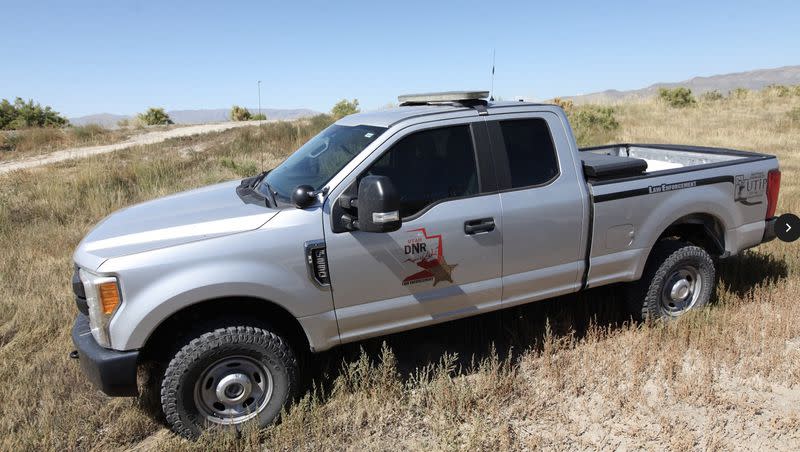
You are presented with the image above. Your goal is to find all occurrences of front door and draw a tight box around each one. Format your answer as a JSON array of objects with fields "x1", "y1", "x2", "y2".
[{"x1": 322, "y1": 121, "x2": 503, "y2": 344}]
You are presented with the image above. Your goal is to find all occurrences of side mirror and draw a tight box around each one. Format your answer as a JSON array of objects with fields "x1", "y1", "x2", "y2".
[
  {"x1": 292, "y1": 185, "x2": 317, "y2": 209},
  {"x1": 357, "y1": 175, "x2": 401, "y2": 232}
]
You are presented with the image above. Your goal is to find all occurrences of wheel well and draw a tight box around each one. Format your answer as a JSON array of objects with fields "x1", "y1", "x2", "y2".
[
  {"x1": 139, "y1": 297, "x2": 310, "y2": 362},
  {"x1": 656, "y1": 213, "x2": 725, "y2": 256}
]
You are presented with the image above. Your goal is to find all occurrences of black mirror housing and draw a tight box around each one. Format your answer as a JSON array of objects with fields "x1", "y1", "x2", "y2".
[
  {"x1": 357, "y1": 175, "x2": 401, "y2": 232},
  {"x1": 292, "y1": 185, "x2": 316, "y2": 209}
]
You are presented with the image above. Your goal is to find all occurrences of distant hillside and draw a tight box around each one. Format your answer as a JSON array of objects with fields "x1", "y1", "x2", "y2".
[
  {"x1": 70, "y1": 107, "x2": 318, "y2": 127},
  {"x1": 167, "y1": 108, "x2": 318, "y2": 124},
  {"x1": 567, "y1": 65, "x2": 800, "y2": 104},
  {"x1": 69, "y1": 113, "x2": 129, "y2": 127}
]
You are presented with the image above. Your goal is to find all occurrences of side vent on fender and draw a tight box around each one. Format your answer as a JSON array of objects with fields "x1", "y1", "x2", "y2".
[{"x1": 304, "y1": 240, "x2": 330, "y2": 287}]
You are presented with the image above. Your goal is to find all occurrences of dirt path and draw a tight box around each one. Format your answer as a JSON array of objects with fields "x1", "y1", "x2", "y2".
[{"x1": 0, "y1": 121, "x2": 268, "y2": 174}]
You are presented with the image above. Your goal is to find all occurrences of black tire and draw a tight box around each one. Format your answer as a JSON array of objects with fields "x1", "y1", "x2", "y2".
[
  {"x1": 160, "y1": 325, "x2": 298, "y2": 439},
  {"x1": 627, "y1": 240, "x2": 716, "y2": 321}
]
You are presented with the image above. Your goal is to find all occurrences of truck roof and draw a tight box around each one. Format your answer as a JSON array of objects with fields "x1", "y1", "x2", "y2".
[{"x1": 335, "y1": 101, "x2": 559, "y2": 128}]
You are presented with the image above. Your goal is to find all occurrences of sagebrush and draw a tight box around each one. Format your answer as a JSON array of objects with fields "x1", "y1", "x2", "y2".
[
  {"x1": 658, "y1": 87, "x2": 696, "y2": 108},
  {"x1": 230, "y1": 105, "x2": 252, "y2": 122},
  {"x1": 137, "y1": 107, "x2": 173, "y2": 126}
]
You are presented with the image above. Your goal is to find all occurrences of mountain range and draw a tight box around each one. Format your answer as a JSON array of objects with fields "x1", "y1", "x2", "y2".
[
  {"x1": 565, "y1": 65, "x2": 800, "y2": 103},
  {"x1": 69, "y1": 65, "x2": 800, "y2": 126}
]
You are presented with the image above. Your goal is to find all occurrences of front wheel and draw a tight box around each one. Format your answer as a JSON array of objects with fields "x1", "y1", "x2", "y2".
[
  {"x1": 627, "y1": 240, "x2": 716, "y2": 320},
  {"x1": 160, "y1": 325, "x2": 298, "y2": 439}
]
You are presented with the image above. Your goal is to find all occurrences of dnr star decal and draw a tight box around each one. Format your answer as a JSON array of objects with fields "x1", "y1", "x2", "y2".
[{"x1": 402, "y1": 228, "x2": 457, "y2": 287}]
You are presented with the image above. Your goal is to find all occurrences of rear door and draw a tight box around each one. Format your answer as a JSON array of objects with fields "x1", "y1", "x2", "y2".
[
  {"x1": 487, "y1": 112, "x2": 588, "y2": 306},
  {"x1": 322, "y1": 118, "x2": 503, "y2": 344}
]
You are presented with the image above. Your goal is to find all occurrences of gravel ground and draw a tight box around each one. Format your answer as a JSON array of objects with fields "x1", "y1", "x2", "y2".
[{"x1": 0, "y1": 121, "x2": 269, "y2": 174}]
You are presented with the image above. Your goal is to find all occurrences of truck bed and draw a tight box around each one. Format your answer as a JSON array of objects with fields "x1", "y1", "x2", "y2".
[
  {"x1": 579, "y1": 142, "x2": 777, "y2": 291},
  {"x1": 580, "y1": 143, "x2": 766, "y2": 182}
]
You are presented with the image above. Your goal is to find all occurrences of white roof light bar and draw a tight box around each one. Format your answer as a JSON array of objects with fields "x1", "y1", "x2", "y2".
[{"x1": 398, "y1": 91, "x2": 490, "y2": 104}]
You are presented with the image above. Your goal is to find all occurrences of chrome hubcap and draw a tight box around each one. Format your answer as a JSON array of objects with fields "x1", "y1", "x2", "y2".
[
  {"x1": 216, "y1": 373, "x2": 252, "y2": 404},
  {"x1": 194, "y1": 356, "x2": 273, "y2": 424},
  {"x1": 661, "y1": 265, "x2": 702, "y2": 315},
  {"x1": 670, "y1": 279, "x2": 691, "y2": 301}
]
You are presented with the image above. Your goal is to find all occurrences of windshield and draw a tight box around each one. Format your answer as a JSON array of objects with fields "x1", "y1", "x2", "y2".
[{"x1": 258, "y1": 124, "x2": 386, "y2": 203}]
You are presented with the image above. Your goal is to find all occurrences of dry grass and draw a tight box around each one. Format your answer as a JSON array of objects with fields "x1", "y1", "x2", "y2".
[
  {"x1": 0, "y1": 125, "x2": 137, "y2": 161},
  {"x1": 1, "y1": 94, "x2": 799, "y2": 450}
]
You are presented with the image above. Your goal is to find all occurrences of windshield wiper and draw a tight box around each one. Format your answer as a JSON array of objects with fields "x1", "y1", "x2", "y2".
[
  {"x1": 261, "y1": 180, "x2": 278, "y2": 208},
  {"x1": 236, "y1": 171, "x2": 277, "y2": 207}
]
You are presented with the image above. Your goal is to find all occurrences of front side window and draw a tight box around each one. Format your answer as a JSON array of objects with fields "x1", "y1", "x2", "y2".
[
  {"x1": 366, "y1": 125, "x2": 479, "y2": 218},
  {"x1": 499, "y1": 118, "x2": 559, "y2": 188},
  {"x1": 259, "y1": 124, "x2": 386, "y2": 202}
]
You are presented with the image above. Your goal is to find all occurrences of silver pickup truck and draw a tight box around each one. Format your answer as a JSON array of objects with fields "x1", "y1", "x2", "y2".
[{"x1": 70, "y1": 91, "x2": 781, "y2": 437}]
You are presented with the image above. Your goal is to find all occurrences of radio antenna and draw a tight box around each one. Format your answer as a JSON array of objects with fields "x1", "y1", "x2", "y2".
[{"x1": 489, "y1": 49, "x2": 496, "y2": 101}]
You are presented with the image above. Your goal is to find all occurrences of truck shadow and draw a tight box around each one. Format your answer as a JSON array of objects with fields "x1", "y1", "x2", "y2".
[
  {"x1": 308, "y1": 285, "x2": 629, "y2": 387},
  {"x1": 715, "y1": 250, "x2": 789, "y2": 298},
  {"x1": 308, "y1": 250, "x2": 789, "y2": 389}
]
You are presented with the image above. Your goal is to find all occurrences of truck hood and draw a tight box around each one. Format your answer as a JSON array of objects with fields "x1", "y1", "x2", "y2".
[{"x1": 74, "y1": 180, "x2": 279, "y2": 270}]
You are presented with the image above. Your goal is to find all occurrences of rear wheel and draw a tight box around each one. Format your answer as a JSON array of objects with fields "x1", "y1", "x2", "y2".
[
  {"x1": 160, "y1": 325, "x2": 297, "y2": 439},
  {"x1": 627, "y1": 240, "x2": 716, "y2": 320}
]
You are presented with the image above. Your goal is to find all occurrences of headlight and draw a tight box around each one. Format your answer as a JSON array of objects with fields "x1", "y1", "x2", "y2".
[{"x1": 78, "y1": 269, "x2": 122, "y2": 348}]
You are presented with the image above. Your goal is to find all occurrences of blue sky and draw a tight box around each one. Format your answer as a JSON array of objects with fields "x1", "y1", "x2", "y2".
[{"x1": 3, "y1": 0, "x2": 799, "y2": 117}]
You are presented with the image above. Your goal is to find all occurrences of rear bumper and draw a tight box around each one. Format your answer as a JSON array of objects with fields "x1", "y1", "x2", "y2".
[
  {"x1": 71, "y1": 314, "x2": 139, "y2": 396},
  {"x1": 762, "y1": 216, "x2": 777, "y2": 243}
]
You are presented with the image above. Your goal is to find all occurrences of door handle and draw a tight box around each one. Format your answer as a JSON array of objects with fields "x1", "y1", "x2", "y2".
[{"x1": 464, "y1": 217, "x2": 495, "y2": 235}]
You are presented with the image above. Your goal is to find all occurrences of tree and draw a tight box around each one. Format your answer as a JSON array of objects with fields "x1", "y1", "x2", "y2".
[
  {"x1": 0, "y1": 99, "x2": 14, "y2": 130},
  {"x1": 331, "y1": 98, "x2": 360, "y2": 119},
  {"x1": 0, "y1": 97, "x2": 68, "y2": 129},
  {"x1": 251, "y1": 113, "x2": 267, "y2": 121},
  {"x1": 137, "y1": 107, "x2": 173, "y2": 126},
  {"x1": 230, "y1": 105, "x2": 252, "y2": 121}
]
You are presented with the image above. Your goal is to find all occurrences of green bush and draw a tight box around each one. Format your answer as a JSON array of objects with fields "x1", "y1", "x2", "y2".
[
  {"x1": 69, "y1": 124, "x2": 108, "y2": 141},
  {"x1": 0, "y1": 97, "x2": 68, "y2": 130},
  {"x1": 658, "y1": 87, "x2": 696, "y2": 108},
  {"x1": 230, "y1": 105, "x2": 252, "y2": 122},
  {"x1": 309, "y1": 114, "x2": 334, "y2": 132},
  {"x1": 700, "y1": 90, "x2": 724, "y2": 102},
  {"x1": 550, "y1": 97, "x2": 574, "y2": 113},
  {"x1": 331, "y1": 99, "x2": 360, "y2": 119},
  {"x1": 251, "y1": 113, "x2": 267, "y2": 121},
  {"x1": 765, "y1": 84, "x2": 790, "y2": 97},
  {"x1": 137, "y1": 107, "x2": 173, "y2": 126},
  {"x1": 569, "y1": 105, "x2": 620, "y2": 147},
  {"x1": 0, "y1": 101, "x2": 14, "y2": 130},
  {"x1": 729, "y1": 87, "x2": 749, "y2": 99},
  {"x1": 0, "y1": 132, "x2": 13, "y2": 152}
]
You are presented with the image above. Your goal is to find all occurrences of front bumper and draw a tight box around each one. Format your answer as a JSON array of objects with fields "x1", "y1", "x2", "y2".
[
  {"x1": 762, "y1": 216, "x2": 777, "y2": 243},
  {"x1": 71, "y1": 314, "x2": 139, "y2": 396}
]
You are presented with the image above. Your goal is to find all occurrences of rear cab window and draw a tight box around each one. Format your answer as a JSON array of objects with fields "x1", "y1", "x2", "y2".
[{"x1": 495, "y1": 118, "x2": 560, "y2": 189}]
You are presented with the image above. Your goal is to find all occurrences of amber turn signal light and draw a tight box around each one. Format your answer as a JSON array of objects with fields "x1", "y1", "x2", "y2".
[{"x1": 97, "y1": 281, "x2": 121, "y2": 315}]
